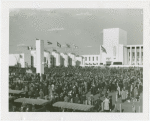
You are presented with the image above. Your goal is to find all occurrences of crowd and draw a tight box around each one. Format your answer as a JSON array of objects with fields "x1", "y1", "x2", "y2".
[{"x1": 9, "y1": 66, "x2": 143, "y2": 112}]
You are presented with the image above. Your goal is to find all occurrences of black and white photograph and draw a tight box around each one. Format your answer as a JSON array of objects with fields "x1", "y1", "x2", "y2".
[
  {"x1": 9, "y1": 8, "x2": 143, "y2": 113},
  {"x1": 1, "y1": 1, "x2": 150, "y2": 121}
]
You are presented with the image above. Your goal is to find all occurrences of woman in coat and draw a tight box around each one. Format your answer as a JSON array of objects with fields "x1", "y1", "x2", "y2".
[
  {"x1": 121, "y1": 89, "x2": 126, "y2": 103},
  {"x1": 134, "y1": 86, "x2": 138, "y2": 101}
]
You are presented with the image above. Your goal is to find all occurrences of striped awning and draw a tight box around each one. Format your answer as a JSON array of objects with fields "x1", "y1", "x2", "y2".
[
  {"x1": 9, "y1": 90, "x2": 25, "y2": 94},
  {"x1": 53, "y1": 102, "x2": 94, "y2": 111},
  {"x1": 14, "y1": 98, "x2": 49, "y2": 105}
]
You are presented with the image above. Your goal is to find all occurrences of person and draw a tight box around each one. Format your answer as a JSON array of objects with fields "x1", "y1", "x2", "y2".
[
  {"x1": 109, "y1": 96, "x2": 112, "y2": 111},
  {"x1": 28, "y1": 90, "x2": 32, "y2": 98},
  {"x1": 35, "y1": 89, "x2": 39, "y2": 98},
  {"x1": 81, "y1": 92, "x2": 86, "y2": 104},
  {"x1": 64, "y1": 95, "x2": 69, "y2": 102},
  {"x1": 97, "y1": 96, "x2": 102, "y2": 111},
  {"x1": 24, "y1": 85, "x2": 28, "y2": 98},
  {"x1": 121, "y1": 88, "x2": 126, "y2": 103},
  {"x1": 87, "y1": 95, "x2": 91, "y2": 105},
  {"x1": 9, "y1": 66, "x2": 143, "y2": 112},
  {"x1": 132, "y1": 103, "x2": 136, "y2": 112},
  {"x1": 39, "y1": 89, "x2": 44, "y2": 99},
  {"x1": 134, "y1": 86, "x2": 138, "y2": 101},
  {"x1": 117, "y1": 85, "x2": 121, "y2": 98},
  {"x1": 73, "y1": 94, "x2": 79, "y2": 103},
  {"x1": 103, "y1": 95, "x2": 110, "y2": 112}
]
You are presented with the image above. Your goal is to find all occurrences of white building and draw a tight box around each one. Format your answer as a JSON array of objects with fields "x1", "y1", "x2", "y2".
[
  {"x1": 51, "y1": 51, "x2": 60, "y2": 66},
  {"x1": 9, "y1": 28, "x2": 143, "y2": 69},
  {"x1": 36, "y1": 39, "x2": 44, "y2": 74},
  {"x1": 31, "y1": 50, "x2": 51, "y2": 68},
  {"x1": 60, "y1": 53, "x2": 68, "y2": 67},
  {"x1": 68, "y1": 53, "x2": 76, "y2": 66},
  {"x1": 82, "y1": 55, "x2": 100, "y2": 66},
  {"x1": 9, "y1": 50, "x2": 31, "y2": 68},
  {"x1": 102, "y1": 28, "x2": 127, "y2": 65},
  {"x1": 82, "y1": 28, "x2": 143, "y2": 66}
]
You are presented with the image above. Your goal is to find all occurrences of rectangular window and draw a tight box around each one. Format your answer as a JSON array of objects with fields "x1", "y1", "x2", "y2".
[
  {"x1": 31, "y1": 56, "x2": 34, "y2": 67},
  {"x1": 93, "y1": 57, "x2": 94, "y2": 61},
  {"x1": 97, "y1": 57, "x2": 98, "y2": 61},
  {"x1": 132, "y1": 52, "x2": 134, "y2": 56},
  {"x1": 137, "y1": 52, "x2": 139, "y2": 57},
  {"x1": 85, "y1": 57, "x2": 87, "y2": 61},
  {"x1": 89, "y1": 57, "x2": 90, "y2": 61}
]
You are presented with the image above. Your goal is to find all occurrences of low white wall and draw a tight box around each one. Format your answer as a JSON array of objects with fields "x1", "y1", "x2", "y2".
[{"x1": 110, "y1": 65, "x2": 143, "y2": 67}]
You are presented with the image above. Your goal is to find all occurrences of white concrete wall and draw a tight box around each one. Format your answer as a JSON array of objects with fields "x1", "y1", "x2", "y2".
[
  {"x1": 36, "y1": 40, "x2": 44, "y2": 75},
  {"x1": 103, "y1": 28, "x2": 127, "y2": 65},
  {"x1": 60, "y1": 53, "x2": 68, "y2": 67},
  {"x1": 44, "y1": 51, "x2": 51, "y2": 67},
  {"x1": 68, "y1": 53, "x2": 76, "y2": 66},
  {"x1": 118, "y1": 44, "x2": 124, "y2": 62},
  {"x1": 123, "y1": 47, "x2": 128, "y2": 65},
  {"x1": 103, "y1": 28, "x2": 119, "y2": 63},
  {"x1": 52, "y1": 51, "x2": 60, "y2": 66}
]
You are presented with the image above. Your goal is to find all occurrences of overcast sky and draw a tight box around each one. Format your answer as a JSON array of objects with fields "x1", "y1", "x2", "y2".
[{"x1": 9, "y1": 9, "x2": 143, "y2": 55}]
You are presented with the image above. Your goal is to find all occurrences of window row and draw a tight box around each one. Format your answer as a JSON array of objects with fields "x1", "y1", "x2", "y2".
[
  {"x1": 129, "y1": 52, "x2": 143, "y2": 56},
  {"x1": 85, "y1": 56, "x2": 99, "y2": 61}
]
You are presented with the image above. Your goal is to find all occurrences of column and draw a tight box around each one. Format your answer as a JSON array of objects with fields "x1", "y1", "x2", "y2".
[
  {"x1": 82, "y1": 57, "x2": 85, "y2": 66},
  {"x1": 100, "y1": 45, "x2": 102, "y2": 64},
  {"x1": 36, "y1": 39, "x2": 44, "y2": 75},
  {"x1": 139, "y1": 46, "x2": 141, "y2": 65},
  {"x1": 80, "y1": 57, "x2": 83, "y2": 65},
  {"x1": 130, "y1": 46, "x2": 132, "y2": 65},
  {"x1": 48, "y1": 53, "x2": 50, "y2": 68},
  {"x1": 135, "y1": 46, "x2": 137, "y2": 65}
]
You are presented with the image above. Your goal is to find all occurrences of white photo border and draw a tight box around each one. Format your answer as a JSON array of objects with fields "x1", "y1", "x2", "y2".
[{"x1": 1, "y1": 1, "x2": 150, "y2": 121}]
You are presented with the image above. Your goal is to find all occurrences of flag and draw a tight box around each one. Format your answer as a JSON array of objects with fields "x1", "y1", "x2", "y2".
[
  {"x1": 57, "y1": 42, "x2": 61, "y2": 48},
  {"x1": 66, "y1": 43, "x2": 70, "y2": 48},
  {"x1": 47, "y1": 41, "x2": 52, "y2": 45},
  {"x1": 28, "y1": 46, "x2": 33, "y2": 50},
  {"x1": 101, "y1": 45, "x2": 107, "y2": 54}
]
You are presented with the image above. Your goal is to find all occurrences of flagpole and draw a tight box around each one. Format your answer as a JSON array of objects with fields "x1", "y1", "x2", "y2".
[{"x1": 100, "y1": 45, "x2": 102, "y2": 65}]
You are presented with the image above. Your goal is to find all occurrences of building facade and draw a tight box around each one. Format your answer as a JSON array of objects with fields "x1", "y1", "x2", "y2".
[
  {"x1": 9, "y1": 51, "x2": 84, "y2": 68},
  {"x1": 82, "y1": 28, "x2": 143, "y2": 66},
  {"x1": 82, "y1": 55, "x2": 100, "y2": 66},
  {"x1": 9, "y1": 28, "x2": 143, "y2": 68}
]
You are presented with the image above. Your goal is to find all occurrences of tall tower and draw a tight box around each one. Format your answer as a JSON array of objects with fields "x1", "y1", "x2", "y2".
[
  {"x1": 102, "y1": 28, "x2": 127, "y2": 65},
  {"x1": 36, "y1": 39, "x2": 44, "y2": 75}
]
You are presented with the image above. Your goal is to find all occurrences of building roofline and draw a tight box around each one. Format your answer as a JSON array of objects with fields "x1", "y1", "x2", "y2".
[{"x1": 126, "y1": 45, "x2": 143, "y2": 47}]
